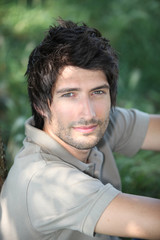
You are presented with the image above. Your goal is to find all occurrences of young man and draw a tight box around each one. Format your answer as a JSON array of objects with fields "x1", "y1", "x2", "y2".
[{"x1": 0, "y1": 18, "x2": 160, "y2": 240}]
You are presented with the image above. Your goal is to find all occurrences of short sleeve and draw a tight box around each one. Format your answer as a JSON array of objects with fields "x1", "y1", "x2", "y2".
[
  {"x1": 27, "y1": 163, "x2": 120, "y2": 237},
  {"x1": 107, "y1": 107, "x2": 150, "y2": 156}
]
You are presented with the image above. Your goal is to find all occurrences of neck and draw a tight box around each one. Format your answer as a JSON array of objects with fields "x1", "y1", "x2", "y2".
[
  {"x1": 54, "y1": 135, "x2": 91, "y2": 162},
  {"x1": 66, "y1": 146, "x2": 91, "y2": 163},
  {"x1": 57, "y1": 137, "x2": 91, "y2": 162},
  {"x1": 43, "y1": 126, "x2": 90, "y2": 163}
]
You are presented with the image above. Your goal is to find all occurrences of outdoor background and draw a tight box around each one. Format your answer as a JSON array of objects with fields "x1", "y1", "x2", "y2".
[{"x1": 0, "y1": 0, "x2": 160, "y2": 202}]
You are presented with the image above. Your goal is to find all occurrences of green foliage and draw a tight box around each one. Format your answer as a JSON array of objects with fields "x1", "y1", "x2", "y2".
[
  {"x1": 116, "y1": 151, "x2": 160, "y2": 198},
  {"x1": 0, "y1": 0, "x2": 160, "y2": 197}
]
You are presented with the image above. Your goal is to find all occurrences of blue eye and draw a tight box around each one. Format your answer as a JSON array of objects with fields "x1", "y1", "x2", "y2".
[
  {"x1": 93, "y1": 90, "x2": 105, "y2": 95},
  {"x1": 61, "y1": 92, "x2": 75, "y2": 97}
]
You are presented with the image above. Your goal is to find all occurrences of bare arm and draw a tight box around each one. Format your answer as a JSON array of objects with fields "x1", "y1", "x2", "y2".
[
  {"x1": 95, "y1": 192, "x2": 160, "y2": 239},
  {"x1": 142, "y1": 115, "x2": 160, "y2": 151}
]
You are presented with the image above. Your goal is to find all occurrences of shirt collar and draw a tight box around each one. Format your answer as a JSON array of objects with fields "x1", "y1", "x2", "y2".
[{"x1": 25, "y1": 117, "x2": 104, "y2": 179}]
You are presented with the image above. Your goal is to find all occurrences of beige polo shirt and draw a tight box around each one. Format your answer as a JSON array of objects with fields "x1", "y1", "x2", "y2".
[{"x1": 0, "y1": 107, "x2": 149, "y2": 240}]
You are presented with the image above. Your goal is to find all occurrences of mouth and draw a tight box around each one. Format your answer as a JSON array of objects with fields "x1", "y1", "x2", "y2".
[{"x1": 73, "y1": 125, "x2": 97, "y2": 134}]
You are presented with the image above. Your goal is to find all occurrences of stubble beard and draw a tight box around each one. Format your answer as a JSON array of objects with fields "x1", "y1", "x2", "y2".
[{"x1": 55, "y1": 117, "x2": 110, "y2": 150}]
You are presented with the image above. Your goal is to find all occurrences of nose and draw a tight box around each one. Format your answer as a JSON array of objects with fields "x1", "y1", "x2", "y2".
[{"x1": 81, "y1": 97, "x2": 96, "y2": 119}]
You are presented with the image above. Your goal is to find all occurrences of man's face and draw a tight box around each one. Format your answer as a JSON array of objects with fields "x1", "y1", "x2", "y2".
[{"x1": 44, "y1": 66, "x2": 111, "y2": 151}]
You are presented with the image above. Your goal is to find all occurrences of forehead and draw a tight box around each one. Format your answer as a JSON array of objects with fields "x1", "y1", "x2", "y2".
[{"x1": 55, "y1": 66, "x2": 108, "y2": 88}]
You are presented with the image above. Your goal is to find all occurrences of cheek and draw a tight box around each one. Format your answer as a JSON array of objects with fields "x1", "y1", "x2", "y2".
[
  {"x1": 51, "y1": 103, "x2": 78, "y2": 122},
  {"x1": 94, "y1": 101, "x2": 111, "y2": 118}
]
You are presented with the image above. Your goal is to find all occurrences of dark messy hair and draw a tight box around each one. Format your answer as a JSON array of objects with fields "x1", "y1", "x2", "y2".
[{"x1": 25, "y1": 18, "x2": 119, "y2": 129}]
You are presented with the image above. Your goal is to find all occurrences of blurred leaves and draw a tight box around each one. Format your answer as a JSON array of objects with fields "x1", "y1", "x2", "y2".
[
  {"x1": 0, "y1": 0, "x2": 159, "y2": 197},
  {"x1": 116, "y1": 151, "x2": 160, "y2": 198}
]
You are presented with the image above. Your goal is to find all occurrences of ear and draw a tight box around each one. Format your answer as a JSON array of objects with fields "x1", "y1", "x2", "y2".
[{"x1": 33, "y1": 103, "x2": 48, "y2": 118}]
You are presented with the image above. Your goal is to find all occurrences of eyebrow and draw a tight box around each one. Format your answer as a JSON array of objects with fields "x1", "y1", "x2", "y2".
[
  {"x1": 91, "y1": 84, "x2": 110, "y2": 91},
  {"x1": 56, "y1": 84, "x2": 110, "y2": 94},
  {"x1": 56, "y1": 88, "x2": 81, "y2": 94}
]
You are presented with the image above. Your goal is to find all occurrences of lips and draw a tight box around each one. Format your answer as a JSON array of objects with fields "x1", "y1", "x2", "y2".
[{"x1": 73, "y1": 125, "x2": 97, "y2": 133}]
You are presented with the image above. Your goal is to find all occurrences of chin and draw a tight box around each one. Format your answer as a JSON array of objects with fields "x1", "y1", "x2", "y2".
[{"x1": 71, "y1": 139, "x2": 100, "y2": 150}]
